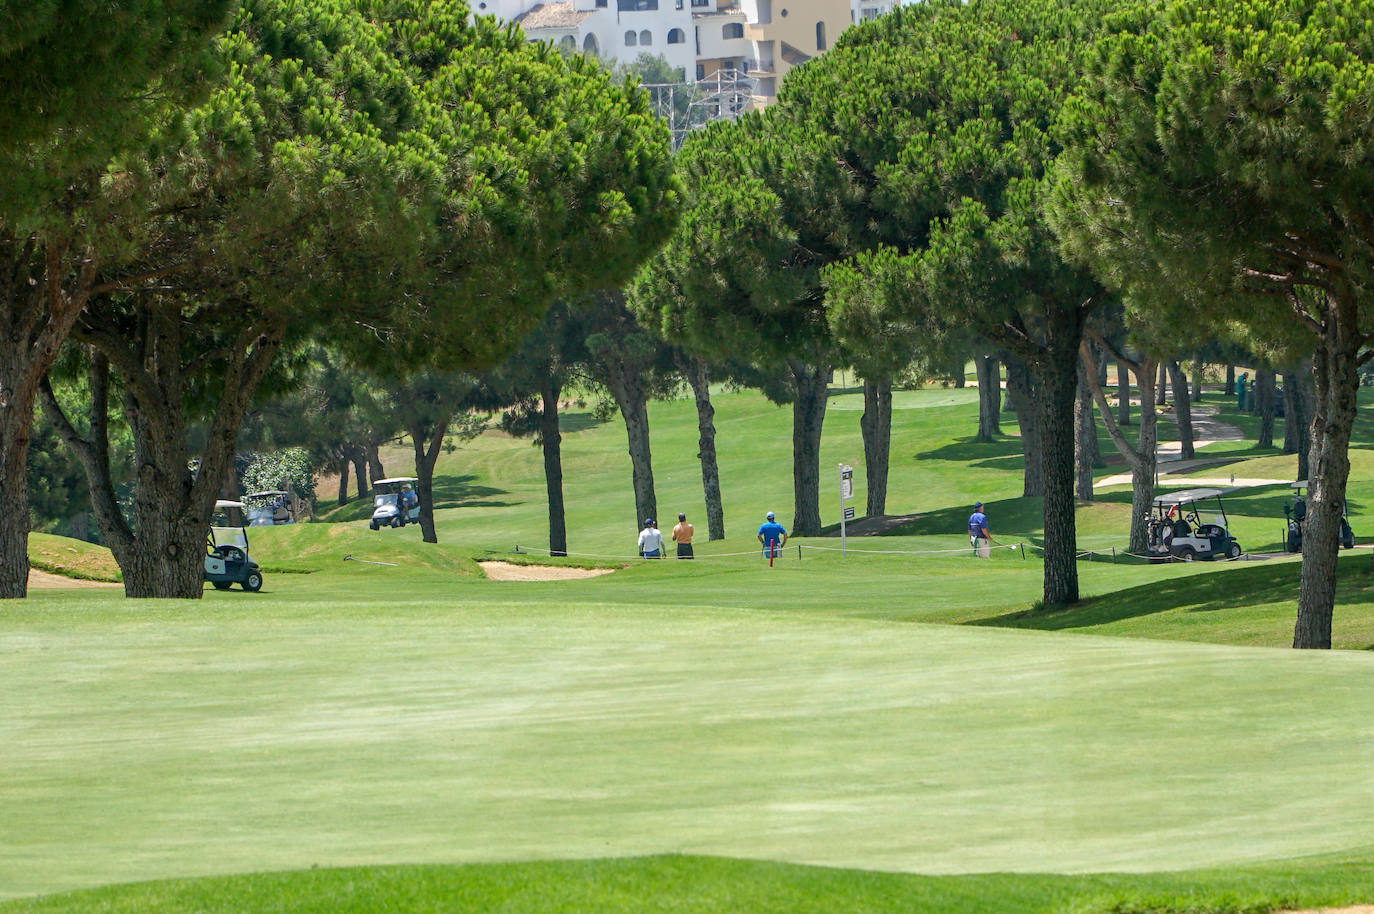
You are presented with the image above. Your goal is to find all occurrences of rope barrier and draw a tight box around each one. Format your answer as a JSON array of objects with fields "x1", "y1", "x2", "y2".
[
  {"x1": 487, "y1": 541, "x2": 1277, "y2": 566},
  {"x1": 805, "y1": 542, "x2": 1024, "y2": 557}
]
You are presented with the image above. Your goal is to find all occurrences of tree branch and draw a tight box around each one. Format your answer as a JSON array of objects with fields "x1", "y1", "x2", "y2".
[
  {"x1": 39, "y1": 357, "x2": 135, "y2": 553},
  {"x1": 1080, "y1": 341, "x2": 1145, "y2": 473}
]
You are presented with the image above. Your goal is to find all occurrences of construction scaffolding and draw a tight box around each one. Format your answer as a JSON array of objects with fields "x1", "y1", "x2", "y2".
[{"x1": 641, "y1": 68, "x2": 757, "y2": 151}]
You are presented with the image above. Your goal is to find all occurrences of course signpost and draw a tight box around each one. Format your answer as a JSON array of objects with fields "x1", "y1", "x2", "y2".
[{"x1": 839, "y1": 464, "x2": 855, "y2": 555}]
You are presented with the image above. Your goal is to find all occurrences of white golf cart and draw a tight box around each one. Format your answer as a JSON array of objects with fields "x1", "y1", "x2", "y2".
[
  {"x1": 1284, "y1": 480, "x2": 1355, "y2": 553},
  {"x1": 205, "y1": 499, "x2": 264, "y2": 592},
  {"x1": 244, "y1": 489, "x2": 294, "y2": 526},
  {"x1": 1145, "y1": 488, "x2": 1243, "y2": 562},
  {"x1": 370, "y1": 477, "x2": 420, "y2": 530}
]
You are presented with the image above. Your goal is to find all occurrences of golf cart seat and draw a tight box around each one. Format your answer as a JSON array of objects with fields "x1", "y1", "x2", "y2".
[
  {"x1": 1172, "y1": 519, "x2": 1191, "y2": 537},
  {"x1": 1196, "y1": 523, "x2": 1226, "y2": 538}
]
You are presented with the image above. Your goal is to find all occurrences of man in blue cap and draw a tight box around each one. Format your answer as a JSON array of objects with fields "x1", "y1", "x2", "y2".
[
  {"x1": 968, "y1": 502, "x2": 994, "y2": 557},
  {"x1": 757, "y1": 511, "x2": 787, "y2": 560}
]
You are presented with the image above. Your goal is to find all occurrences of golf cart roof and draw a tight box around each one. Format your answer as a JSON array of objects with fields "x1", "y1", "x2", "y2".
[
  {"x1": 245, "y1": 490, "x2": 288, "y2": 498},
  {"x1": 1293, "y1": 480, "x2": 1309, "y2": 490},
  {"x1": 1153, "y1": 487, "x2": 1231, "y2": 506},
  {"x1": 214, "y1": 499, "x2": 245, "y2": 509},
  {"x1": 374, "y1": 477, "x2": 417, "y2": 485}
]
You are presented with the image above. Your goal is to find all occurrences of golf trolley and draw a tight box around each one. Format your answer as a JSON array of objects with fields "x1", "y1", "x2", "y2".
[
  {"x1": 1146, "y1": 488, "x2": 1243, "y2": 562},
  {"x1": 1284, "y1": 480, "x2": 1355, "y2": 553},
  {"x1": 370, "y1": 477, "x2": 420, "y2": 530},
  {"x1": 204, "y1": 500, "x2": 264, "y2": 592}
]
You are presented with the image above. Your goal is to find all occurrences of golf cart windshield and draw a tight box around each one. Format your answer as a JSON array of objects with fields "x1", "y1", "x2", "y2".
[
  {"x1": 209, "y1": 526, "x2": 250, "y2": 552},
  {"x1": 374, "y1": 493, "x2": 399, "y2": 509}
]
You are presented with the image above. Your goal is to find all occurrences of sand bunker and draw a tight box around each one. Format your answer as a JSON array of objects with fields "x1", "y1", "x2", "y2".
[
  {"x1": 1279, "y1": 908, "x2": 1374, "y2": 914},
  {"x1": 479, "y1": 561, "x2": 615, "y2": 581},
  {"x1": 27, "y1": 569, "x2": 120, "y2": 589}
]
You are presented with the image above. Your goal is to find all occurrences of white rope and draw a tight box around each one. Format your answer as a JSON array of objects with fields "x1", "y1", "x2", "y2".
[
  {"x1": 496, "y1": 546, "x2": 769, "y2": 561},
  {"x1": 805, "y1": 542, "x2": 1023, "y2": 556}
]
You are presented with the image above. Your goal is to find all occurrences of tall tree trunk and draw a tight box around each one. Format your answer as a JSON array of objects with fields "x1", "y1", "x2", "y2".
[
  {"x1": 1168, "y1": 361, "x2": 1194, "y2": 461},
  {"x1": 683, "y1": 356, "x2": 725, "y2": 540},
  {"x1": 1006, "y1": 358, "x2": 1043, "y2": 497},
  {"x1": 1191, "y1": 364, "x2": 1203, "y2": 401},
  {"x1": 1297, "y1": 364, "x2": 1316, "y2": 480},
  {"x1": 1156, "y1": 361, "x2": 1168, "y2": 405},
  {"x1": 409, "y1": 412, "x2": 450, "y2": 545},
  {"x1": 975, "y1": 355, "x2": 1001, "y2": 441},
  {"x1": 610, "y1": 378, "x2": 656, "y2": 530},
  {"x1": 1294, "y1": 300, "x2": 1363, "y2": 649},
  {"x1": 1256, "y1": 368, "x2": 1276, "y2": 448},
  {"x1": 1075, "y1": 362, "x2": 1096, "y2": 502},
  {"x1": 539, "y1": 373, "x2": 567, "y2": 557},
  {"x1": 1225, "y1": 364, "x2": 1235, "y2": 397},
  {"x1": 788, "y1": 359, "x2": 829, "y2": 536},
  {"x1": 1283, "y1": 371, "x2": 1301, "y2": 455},
  {"x1": 1116, "y1": 359, "x2": 1132, "y2": 426},
  {"x1": 352, "y1": 451, "x2": 368, "y2": 500},
  {"x1": 0, "y1": 234, "x2": 96, "y2": 598},
  {"x1": 336, "y1": 455, "x2": 350, "y2": 507},
  {"x1": 1031, "y1": 346, "x2": 1082, "y2": 607},
  {"x1": 861, "y1": 376, "x2": 892, "y2": 516},
  {"x1": 366, "y1": 442, "x2": 385, "y2": 484},
  {"x1": 0, "y1": 414, "x2": 32, "y2": 597}
]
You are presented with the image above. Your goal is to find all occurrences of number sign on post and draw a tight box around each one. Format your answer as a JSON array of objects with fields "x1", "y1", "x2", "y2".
[{"x1": 839, "y1": 464, "x2": 855, "y2": 555}]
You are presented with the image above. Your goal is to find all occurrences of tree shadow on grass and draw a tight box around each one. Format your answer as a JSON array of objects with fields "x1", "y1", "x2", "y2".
[
  {"x1": 887, "y1": 496, "x2": 1045, "y2": 537},
  {"x1": 559, "y1": 412, "x2": 611, "y2": 434},
  {"x1": 914, "y1": 436, "x2": 1025, "y2": 470},
  {"x1": 967, "y1": 552, "x2": 1374, "y2": 632},
  {"x1": 428, "y1": 473, "x2": 518, "y2": 511}
]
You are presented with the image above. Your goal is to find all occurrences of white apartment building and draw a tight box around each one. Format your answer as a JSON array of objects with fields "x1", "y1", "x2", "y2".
[{"x1": 490, "y1": 0, "x2": 905, "y2": 105}]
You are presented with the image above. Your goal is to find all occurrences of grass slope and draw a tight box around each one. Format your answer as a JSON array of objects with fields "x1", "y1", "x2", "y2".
[{"x1": 6, "y1": 855, "x2": 1374, "y2": 914}]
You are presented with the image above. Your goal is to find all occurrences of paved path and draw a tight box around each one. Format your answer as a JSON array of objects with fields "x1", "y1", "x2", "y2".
[{"x1": 1094, "y1": 403, "x2": 1290, "y2": 489}]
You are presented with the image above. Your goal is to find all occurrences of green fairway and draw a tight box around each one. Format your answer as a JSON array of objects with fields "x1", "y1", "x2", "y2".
[
  {"x1": 9, "y1": 383, "x2": 1374, "y2": 910},
  {"x1": 6, "y1": 579, "x2": 1374, "y2": 900}
]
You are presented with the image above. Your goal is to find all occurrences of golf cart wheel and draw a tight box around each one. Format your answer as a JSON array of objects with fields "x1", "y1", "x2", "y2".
[
  {"x1": 1343, "y1": 534, "x2": 1355, "y2": 550},
  {"x1": 1178, "y1": 547, "x2": 1196, "y2": 563},
  {"x1": 1227, "y1": 542, "x2": 1242, "y2": 559},
  {"x1": 370, "y1": 520, "x2": 379, "y2": 531},
  {"x1": 392, "y1": 516, "x2": 403, "y2": 528},
  {"x1": 212, "y1": 582, "x2": 232, "y2": 591},
  {"x1": 244, "y1": 572, "x2": 263, "y2": 592}
]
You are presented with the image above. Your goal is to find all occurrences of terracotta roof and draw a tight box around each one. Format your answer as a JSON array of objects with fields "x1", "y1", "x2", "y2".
[{"x1": 514, "y1": 2, "x2": 592, "y2": 29}]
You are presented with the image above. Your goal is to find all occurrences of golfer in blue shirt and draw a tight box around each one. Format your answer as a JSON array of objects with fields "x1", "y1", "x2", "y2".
[
  {"x1": 757, "y1": 511, "x2": 787, "y2": 558},
  {"x1": 968, "y1": 501, "x2": 994, "y2": 557}
]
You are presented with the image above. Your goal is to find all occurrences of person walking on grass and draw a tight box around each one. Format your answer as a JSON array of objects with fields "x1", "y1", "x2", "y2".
[
  {"x1": 968, "y1": 501, "x2": 995, "y2": 558},
  {"x1": 757, "y1": 511, "x2": 787, "y2": 560},
  {"x1": 638, "y1": 518, "x2": 664, "y2": 559},
  {"x1": 671, "y1": 512, "x2": 694, "y2": 559}
]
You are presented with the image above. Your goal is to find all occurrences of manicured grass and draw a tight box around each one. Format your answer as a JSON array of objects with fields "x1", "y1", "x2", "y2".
[
  {"x1": 26, "y1": 532, "x2": 121, "y2": 582},
  {"x1": 6, "y1": 854, "x2": 1374, "y2": 914},
  {"x1": 11, "y1": 383, "x2": 1374, "y2": 911},
  {"x1": 7, "y1": 577, "x2": 1374, "y2": 900}
]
